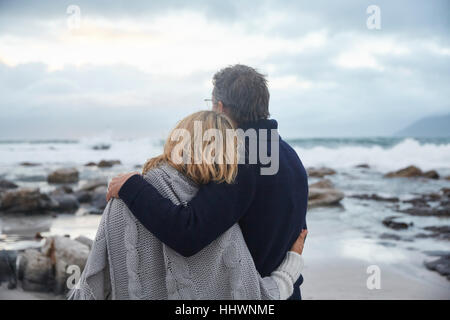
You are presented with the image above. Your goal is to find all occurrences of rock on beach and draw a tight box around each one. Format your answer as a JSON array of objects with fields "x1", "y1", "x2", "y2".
[
  {"x1": 307, "y1": 167, "x2": 336, "y2": 178},
  {"x1": 385, "y1": 165, "x2": 439, "y2": 179},
  {"x1": 308, "y1": 188, "x2": 344, "y2": 208},
  {"x1": 0, "y1": 188, "x2": 55, "y2": 213},
  {"x1": 15, "y1": 236, "x2": 91, "y2": 294},
  {"x1": 47, "y1": 168, "x2": 79, "y2": 184}
]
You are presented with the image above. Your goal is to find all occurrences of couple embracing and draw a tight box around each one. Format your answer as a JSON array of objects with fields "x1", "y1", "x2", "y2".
[{"x1": 69, "y1": 64, "x2": 309, "y2": 300}]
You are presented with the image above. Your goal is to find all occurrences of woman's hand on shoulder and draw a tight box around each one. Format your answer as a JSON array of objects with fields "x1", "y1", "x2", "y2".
[
  {"x1": 290, "y1": 229, "x2": 308, "y2": 255},
  {"x1": 106, "y1": 172, "x2": 140, "y2": 202}
]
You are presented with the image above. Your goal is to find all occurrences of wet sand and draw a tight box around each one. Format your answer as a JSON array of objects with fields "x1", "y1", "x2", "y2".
[
  {"x1": 0, "y1": 283, "x2": 63, "y2": 300},
  {"x1": 301, "y1": 257, "x2": 450, "y2": 299},
  {"x1": 300, "y1": 210, "x2": 450, "y2": 300}
]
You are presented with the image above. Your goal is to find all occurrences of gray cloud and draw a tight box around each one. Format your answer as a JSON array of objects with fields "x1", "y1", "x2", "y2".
[
  {"x1": 0, "y1": 62, "x2": 213, "y2": 139},
  {"x1": 0, "y1": 0, "x2": 449, "y2": 139},
  {"x1": 1, "y1": 0, "x2": 449, "y2": 35}
]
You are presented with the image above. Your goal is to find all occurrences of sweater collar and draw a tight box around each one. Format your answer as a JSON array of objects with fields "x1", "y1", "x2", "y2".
[{"x1": 238, "y1": 119, "x2": 278, "y2": 131}]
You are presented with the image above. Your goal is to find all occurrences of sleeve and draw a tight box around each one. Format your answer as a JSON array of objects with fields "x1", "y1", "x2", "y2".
[
  {"x1": 267, "y1": 251, "x2": 304, "y2": 300},
  {"x1": 118, "y1": 165, "x2": 257, "y2": 257}
]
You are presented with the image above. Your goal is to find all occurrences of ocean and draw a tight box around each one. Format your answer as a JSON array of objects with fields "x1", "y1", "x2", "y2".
[{"x1": 1, "y1": 136, "x2": 450, "y2": 172}]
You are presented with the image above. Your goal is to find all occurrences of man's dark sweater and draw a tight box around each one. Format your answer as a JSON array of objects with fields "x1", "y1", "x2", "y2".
[{"x1": 118, "y1": 119, "x2": 308, "y2": 299}]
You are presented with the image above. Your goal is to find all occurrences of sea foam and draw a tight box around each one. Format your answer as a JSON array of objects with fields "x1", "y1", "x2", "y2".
[
  {"x1": 294, "y1": 138, "x2": 450, "y2": 172},
  {"x1": 1, "y1": 137, "x2": 449, "y2": 173}
]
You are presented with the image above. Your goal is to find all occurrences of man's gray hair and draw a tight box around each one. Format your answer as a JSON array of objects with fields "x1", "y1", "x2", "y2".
[{"x1": 212, "y1": 64, "x2": 270, "y2": 124}]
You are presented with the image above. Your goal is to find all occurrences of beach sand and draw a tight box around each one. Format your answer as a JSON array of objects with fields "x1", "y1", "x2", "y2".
[
  {"x1": 300, "y1": 209, "x2": 450, "y2": 300},
  {"x1": 0, "y1": 283, "x2": 63, "y2": 300},
  {"x1": 301, "y1": 257, "x2": 450, "y2": 300}
]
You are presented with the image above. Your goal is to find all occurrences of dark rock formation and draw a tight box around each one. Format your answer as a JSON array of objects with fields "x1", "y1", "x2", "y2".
[
  {"x1": 19, "y1": 162, "x2": 41, "y2": 167},
  {"x1": 17, "y1": 249, "x2": 53, "y2": 292},
  {"x1": 16, "y1": 236, "x2": 90, "y2": 294},
  {"x1": 47, "y1": 168, "x2": 79, "y2": 184},
  {"x1": 382, "y1": 216, "x2": 413, "y2": 230},
  {"x1": 73, "y1": 191, "x2": 92, "y2": 203},
  {"x1": 42, "y1": 236, "x2": 90, "y2": 294},
  {"x1": 379, "y1": 233, "x2": 413, "y2": 242},
  {"x1": 385, "y1": 165, "x2": 439, "y2": 179},
  {"x1": 401, "y1": 206, "x2": 450, "y2": 217},
  {"x1": 423, "y1": 170, "x2": 439, "y2": 179},
  {"x1": 416, "y1": 226, "x2": 450, "y2": 241},
  {"x1": 0, "y1": 250, "x2": 18, "y2": 289},
  {"x1": 424, "y1": 252, "x2": 450, "y2": 281},
  {"x1": 398, "y1": 189, "x2": 450, "y2": 217},
  {"x1": 442, "y1": 188, "x2": 450, "y2": 196},
  {"x1": 309, "y1": 179, "x2": 334, "y2": 189},
  {"x1": 307, "y1": 167, "x2": 336, "y2": 178},
  {"x1": 0, "y1": 188, "x2": 55, "y2": 213},
  {"x1": 90, "y1": 186, "x2": 108, "y2": 211},
  {"x1": 308, "y1": 187, "x2": 344, "y2": 208},
  {"x1": 92, "y1": 143, "x2": 110, "y2": 150},
  {"x1": 50, "y1": 194, "x2": 80, "y2": 213},
  {"x1": 350, "y1": 194, "x2": 399, "y2": 202},
  {"x1": 0, "y1": 179, "x2": 18, "y2": 191},
  {"x1": 97, "y1": 160, "x2": 121, "y2": 168},
  {"x1": 52, "y1": 185, "x2": 73, "y2": 194},
  {"x1": 379, "y1": 233, "x2": 402, "y2": 241},
  {"x1": 385, "y1": 165, "x2": 422, "y2": 178}
]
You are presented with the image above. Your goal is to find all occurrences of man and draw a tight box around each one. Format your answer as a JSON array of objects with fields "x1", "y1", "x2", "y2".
[{"x1": 107, "y1": 64, "x2": 308, "y2": 299}]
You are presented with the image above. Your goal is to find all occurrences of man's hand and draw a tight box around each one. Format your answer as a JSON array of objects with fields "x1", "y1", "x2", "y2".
[
  {"x1": 106, "y1": 172, "x2": 140, "y2": 202},
  {"x1": 290, "y1": 229, "x2": 308, "y2": 255}
]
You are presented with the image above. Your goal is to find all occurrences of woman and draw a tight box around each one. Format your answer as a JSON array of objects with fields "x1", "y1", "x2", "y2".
[{"x1": 68, "y1": 111, "x2": 307, "y2": 300}]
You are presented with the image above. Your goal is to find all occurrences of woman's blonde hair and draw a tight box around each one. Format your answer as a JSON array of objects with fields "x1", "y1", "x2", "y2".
[{"x1": 142, "y1": 111, "x2": 238, "y2": 185}]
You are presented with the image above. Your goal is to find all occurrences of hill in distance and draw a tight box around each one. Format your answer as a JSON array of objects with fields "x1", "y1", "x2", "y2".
[{"x1": 395, "y1": 113, "x2": 450, "y2": 137}]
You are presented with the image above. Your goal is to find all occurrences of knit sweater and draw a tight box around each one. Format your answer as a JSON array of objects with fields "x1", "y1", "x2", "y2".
[{"x1": 68, "y1": 163, "x2": 303, "y2": 300}]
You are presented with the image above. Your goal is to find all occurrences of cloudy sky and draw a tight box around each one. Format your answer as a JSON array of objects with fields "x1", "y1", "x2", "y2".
[{"x1": 0, "y1": 0, "x2": 449, "y2": 139}]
